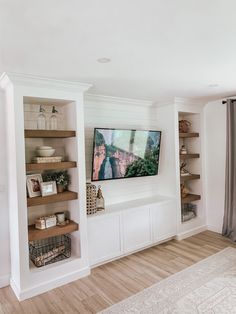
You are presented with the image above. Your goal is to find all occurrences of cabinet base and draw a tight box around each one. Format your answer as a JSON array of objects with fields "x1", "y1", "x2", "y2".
[
  {"x1": 10, "y1": 266, "x2": 90, "y2": 301},
  {"x1": 176, "y1": 225, "x2": 207, "y2": 240}
]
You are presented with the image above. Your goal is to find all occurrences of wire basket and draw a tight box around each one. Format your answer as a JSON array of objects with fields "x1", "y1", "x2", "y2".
[
  {"x1": 181, "y1": 203, "x2": 197, "y2": 222},
  {"x1": 29, "y1": 234, "x2": 71, "y2": 267},
  {"x1": 86, "y1": 183, "x2": 97, "y2": 215}
]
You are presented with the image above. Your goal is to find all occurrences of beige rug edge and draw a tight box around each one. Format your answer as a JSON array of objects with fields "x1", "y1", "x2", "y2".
[{"x1": 98, "y1": 247, "x2": 235, "y2": 313}]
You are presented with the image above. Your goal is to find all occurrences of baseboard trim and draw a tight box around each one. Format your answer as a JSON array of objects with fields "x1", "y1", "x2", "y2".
[
  {"x1": 176, "y1": 225, "x2": 207, "y2": 240},
  {"x1": 90, "y1": 236, "x2": 176, "y2": 268},
  {"x1": 10, "y1": 278, "x2": 20, "y2": 298},
  {"x1": 207, "y1": 225, "x2": 222, "y2": 234},
  {"x1": 12, "y1": 267, "x2": 90, "y2": 301},
  {"x1": 0, "y1": 274, "x2": 10, "y2": 288}
]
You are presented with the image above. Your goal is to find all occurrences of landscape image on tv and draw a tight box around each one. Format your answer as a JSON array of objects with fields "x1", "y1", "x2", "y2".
[{"x1": 92, "y1": 128, "x2": 161, "y2": 181}]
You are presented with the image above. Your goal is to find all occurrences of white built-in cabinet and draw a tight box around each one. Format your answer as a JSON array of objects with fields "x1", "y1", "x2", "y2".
[
  {"x1": 0, "y1": 72, "x2": 207, "y2": 299},
  {"x1": 123, "y1": 206, "x2": 152, "y2": 252},
  {"x1": 88, "y1": 197, "x2": 176, "y2": 266},
  {"x1": 151, "y1": 201, "x2": 177, "y2": 242},
  {"x1": 88, "y1": 214, "x2": 122, "y2": 264},
  {"x1": 0, "y1": 73, "x2": 92, "y2": 301}
]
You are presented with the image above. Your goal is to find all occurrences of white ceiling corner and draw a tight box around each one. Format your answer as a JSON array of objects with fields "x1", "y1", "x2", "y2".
[{"x1": 0, "y1": 0, "x2": 236, "y2": 102}]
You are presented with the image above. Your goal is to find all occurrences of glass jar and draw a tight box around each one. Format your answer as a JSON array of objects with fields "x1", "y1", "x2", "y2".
[
  {"x1": 37, "y1": 105, "x2": 46, "y2": 130},
  {"x1": 50, "y1": 106, "x2": 58, "y2": 130}
]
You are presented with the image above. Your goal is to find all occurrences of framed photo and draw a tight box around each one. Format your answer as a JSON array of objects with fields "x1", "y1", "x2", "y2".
[
  {"x1": 26, "y1": 174, "x2": 43, "y2": 198},
  {"x1": 40, "y1": 181, "x2": 57, "y2": 197}
]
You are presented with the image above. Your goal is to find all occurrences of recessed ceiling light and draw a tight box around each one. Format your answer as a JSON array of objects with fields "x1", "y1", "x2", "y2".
[
  {"x1": 97, "y1": 57, "x2": 111, "y2": 63},
  {"x1": 208, "y1": 84, "x2": 219, "y2": 88}
]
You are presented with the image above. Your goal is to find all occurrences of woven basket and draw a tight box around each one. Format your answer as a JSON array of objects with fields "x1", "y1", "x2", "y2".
[
  {"x1": 179, "y1": 120, "x2": 191, "y2": 133},
  {"x1": 86, "y1": 183, "x2": 97, "y2": 215}
]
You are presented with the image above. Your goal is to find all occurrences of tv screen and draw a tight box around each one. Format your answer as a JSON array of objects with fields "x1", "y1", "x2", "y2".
[{"x1": 91, "y1": 128, "x2": 161, "y2": 181}]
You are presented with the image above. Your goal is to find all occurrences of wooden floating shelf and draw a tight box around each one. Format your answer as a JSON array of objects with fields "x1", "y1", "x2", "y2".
[
  {"x1": 180, "y1": 153, "x2": 200, "y2": 159},
  {"x1": 25, "y1": 129, "x2": 76, "y2": 138},
  {"x1": 26, "y1": 161, "x2": 77, "y2": 172},
  {"x1": 180, "y1": 174, "x2": 200, "y2": 182},
  {"x1": 181, "y1": 194, "x2": 201, "y2": 204},
  {"x1": 27, "y1": 191, "x2": 78, "y2": 207},
  {"x1": 28, "y1": 221, "x2": 79, "y2": 241},
  {"x1": 179, "y1": 132, "x2": 199, "y2": 138}
]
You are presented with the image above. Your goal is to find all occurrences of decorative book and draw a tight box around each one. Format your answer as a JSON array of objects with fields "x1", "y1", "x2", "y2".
[
  {"x1": 32, "y1": 156, "x2": 63, "y2": 163},
  {"x1": 35, "y1": 215, "x2": 57, "y2": 229}
]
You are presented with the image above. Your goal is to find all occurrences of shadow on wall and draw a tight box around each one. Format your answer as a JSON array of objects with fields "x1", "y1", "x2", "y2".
[{"x1": 0, "y1": 90, "x2": 10, "y2": 287}]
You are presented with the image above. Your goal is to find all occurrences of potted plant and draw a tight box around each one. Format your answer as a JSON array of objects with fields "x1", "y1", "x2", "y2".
[
  {"x1": 55, "y1": 171, "x2": 70, "y2": 193},
  {"x1": 43, "y1": 171, "x2": 70, "y2": 193}
]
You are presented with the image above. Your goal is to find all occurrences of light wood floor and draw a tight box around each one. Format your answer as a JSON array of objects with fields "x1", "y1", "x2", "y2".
[{"x1": 1, "y1": 230, "x2": 236, "y2": 314}]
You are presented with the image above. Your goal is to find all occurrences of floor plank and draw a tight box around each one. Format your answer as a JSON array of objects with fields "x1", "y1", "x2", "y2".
[{"x1": 0, "y1": 231, "x2": 235, "y2": 314}]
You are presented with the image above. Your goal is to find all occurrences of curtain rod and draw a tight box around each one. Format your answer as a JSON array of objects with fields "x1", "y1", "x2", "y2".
[{"x1": 222, "y1": 99, "x2": 236, "y2": 104}]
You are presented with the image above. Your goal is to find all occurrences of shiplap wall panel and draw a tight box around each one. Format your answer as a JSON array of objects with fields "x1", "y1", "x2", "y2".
[
  {"x1": 24, "y1": 103, "x2": 65, "y2": 130},
  {"x1": 84, "y1": 96, "x2": 162, "y2": 205}
]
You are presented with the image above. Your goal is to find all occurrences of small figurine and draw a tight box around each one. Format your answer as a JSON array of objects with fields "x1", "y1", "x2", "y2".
[
  {"x1": 181, "y1": 183, "x2": 190, "y2": 198},
  {"x1": 96, "y1": 185, "x2": 105, "y2": 211},
  {"x1": 180, "y1": 162, "x2": 190, "y2": 176},
  {"x1": 180, "y1": 145, "x2": 187, "y2": 155}
]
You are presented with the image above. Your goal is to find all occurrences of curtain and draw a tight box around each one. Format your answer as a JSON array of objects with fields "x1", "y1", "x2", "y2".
[{"x1": 222, "y1": 99, "x2": 236, "y2": 241}]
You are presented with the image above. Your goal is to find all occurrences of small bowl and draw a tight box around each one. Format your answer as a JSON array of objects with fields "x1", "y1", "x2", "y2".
[
  {"x1": 36, "y1": 148, "x2": 55, "y2": 157},
  {"x1": 36, "y1": 146, "x2": 52, "y2": 150}
]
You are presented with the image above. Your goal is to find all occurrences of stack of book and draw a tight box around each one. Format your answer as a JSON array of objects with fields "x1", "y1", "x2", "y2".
[{"x1": 32, "y1": 156, "x2": 63, "y2": 163}]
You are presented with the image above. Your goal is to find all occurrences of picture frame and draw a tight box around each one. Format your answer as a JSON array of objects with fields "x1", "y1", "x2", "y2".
[
  {"x1": 26, "y1": 174, "x2": 43, "y2": 198},
  {"x1": 40, "y1": 181, "x2": 57, "y2": 197}
]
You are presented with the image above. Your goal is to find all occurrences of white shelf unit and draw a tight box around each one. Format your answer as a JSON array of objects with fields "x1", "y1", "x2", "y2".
[
  {"x1": 154, "y1": 98, "x2": 207, "y2": 240},
  {"x1": 0, "y1": 73, "x2": 91, "y2": 300},
  {"x1": 179, "y1": 112, "x2": 201, "y2": 223},
  {"x1": 174, "y1": 101, "x2": 206, "y2": 239}
]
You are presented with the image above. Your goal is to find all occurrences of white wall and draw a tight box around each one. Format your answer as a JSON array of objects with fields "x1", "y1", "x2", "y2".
[
  {"x1": 84, "y1": 95, "x2": 176, "y2": 206},
  {"x1": 0, "y1": 90, "x2": 10, "y2": 287},
  {"x1": 205, "y1": 100, "x2": 226, "y2": 233}
]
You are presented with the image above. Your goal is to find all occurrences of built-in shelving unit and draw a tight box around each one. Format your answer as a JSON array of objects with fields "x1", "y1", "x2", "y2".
[
  {"x1": 25, "y1": 129, "x2": 76, "y2": 138},
  {"x1": 27, "y1": 191, "x2": 78, "y2": 206},
  {"x1": 180, "y1": 153, "x2": 200, "y2": 159},
  {"x1": 28, "y1": 221, "x2": 79, "y2": 241},
  {"x1": 179, "y1": 132, "x2": 199, "y2": 138},
  {"x1": 0, "y1": 73, "x2": 91, "y2": 301},
  {"x1": 25, "y1": 122, "x2": 79, "y2": 236},
  {"x1": 26, "y1": 161, "x2": 77, "y2": 171},
  {"x1": 181, "y1": 193, "x2": 201, "y2": 203},
  {"x1": 180, "y1": 174, "x2": 200, "y2": 182},
  {"x1": 178, "y1": 111, "x2": 202, "y2": 225}
]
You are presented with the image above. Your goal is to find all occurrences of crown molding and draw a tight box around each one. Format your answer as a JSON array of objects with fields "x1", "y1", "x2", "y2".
[
  {"x1": 174, "y1": 97, "x2": 206, "y2": 106},
  {"x1": 85, "y1": 93, "x2": 154, "y2": 107},
  {"x1": 0, "y1": 72, "x2": 92, "y2": 93},
  {"x1": 153, "y1": 96, "x2": 207, "y2": 108},
  {"x1": 85, "y1": 94, "x2": 208, "y2": 108}
]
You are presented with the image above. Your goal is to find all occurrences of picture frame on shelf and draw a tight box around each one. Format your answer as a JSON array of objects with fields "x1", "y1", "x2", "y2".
[
  {"x1": 40, "y1": 181, "x2": 57, "y2": 197},
  {"x1": 26, "y1": 174, "x2": 43, "y2": 198}
]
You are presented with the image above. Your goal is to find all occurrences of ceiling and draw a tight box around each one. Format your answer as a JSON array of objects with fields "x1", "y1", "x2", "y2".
[{"x1": 1, "y1": 0, "x2": 236, "y2": 102}]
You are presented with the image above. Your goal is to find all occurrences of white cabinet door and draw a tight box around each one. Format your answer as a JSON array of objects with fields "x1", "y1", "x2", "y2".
[
  {"x1": 123, "y1": 206, "x2": 152, "y2": 253},
  {"x1": 152, "y1": 201, "x2": 177, "y2": 242},
  {"x1": 87, "y1": 214, "x2": 122, "y2": 266}
]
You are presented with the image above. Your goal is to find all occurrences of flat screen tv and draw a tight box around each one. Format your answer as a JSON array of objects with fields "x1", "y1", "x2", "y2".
[{"x1": 91, "y1": 128, "x2": 161, "y2": 181}]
